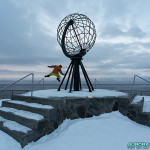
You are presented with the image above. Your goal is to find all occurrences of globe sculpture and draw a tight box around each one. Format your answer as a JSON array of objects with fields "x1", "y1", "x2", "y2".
[{"x1": 57, "y1": 13, "x2": 96, "y2": 92}]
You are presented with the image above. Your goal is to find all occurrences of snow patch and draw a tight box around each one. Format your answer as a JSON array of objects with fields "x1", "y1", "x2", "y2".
[
  {"x1": 0, "y1": 116, "x2": 6, "y2": 122},
  {"x1": 132, "y1": 96, "x2": 150, "y2": 112},
  {"x1": 0, "y1": 116, "x2": 31, "y2": 133},
  {"x1": 131, "y1": 96, "x2": 143, "y2": 104},
  {"x1": 22, "y1": 89, "x2": 127, "y2": 98},
  {"x1": 3, "y1": 121, "x2": 31, "y2": 133},
  {"x1": 0, "y1": 107, "x2": 44, "y2": 120},
  {"x1": 9, "y1": 100, "x2": 53, "y2": 109}
]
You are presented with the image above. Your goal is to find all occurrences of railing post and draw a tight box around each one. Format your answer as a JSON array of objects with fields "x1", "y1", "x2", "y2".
[
  {"x1": 132, "y1": 75, "x2": 136, "y2": 94},
  {"x1": 31, "y1": 73, "x2": 34, "y2": 97},
  {"x1": 11, "y1": 90, "x2": 13, "y2": 97},
  {"x1": 33, "y1": 77, "x2": 45, "y2": 91},
  {"x1": 132, "y1": 75, "x2": 150, "y2": 95},
  {"x1": 43, "y1": 78, "x2": 44, "y2": 90},
  {"x1": 95, "y1": 78, "x2": 96, "y2": 89}
]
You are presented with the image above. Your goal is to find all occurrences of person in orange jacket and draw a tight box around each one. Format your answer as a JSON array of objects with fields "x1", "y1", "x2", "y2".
[{"x1": 45, "y1": 65, "x2": 65, "y2": 82}]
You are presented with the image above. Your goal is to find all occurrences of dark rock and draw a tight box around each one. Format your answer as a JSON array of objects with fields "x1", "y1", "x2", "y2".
[
  {"x1": 135, "y1": 114, "x2": 148, "y2": 126},
  {"x1": 127, "y1": 111, "x2": 136, "y2": 121},
  {"x1": 76, "y1": 105, "x2": 86, "y2": 118},
  {"x1": 87, "y1": 103, "x2": 100, "y2": 116},
  {"x1": 112, "y1": 102, "x2": 118, "y2": 111},
  {"x1": 85, "y1": 113, "x2": 93, "y2": 118}
]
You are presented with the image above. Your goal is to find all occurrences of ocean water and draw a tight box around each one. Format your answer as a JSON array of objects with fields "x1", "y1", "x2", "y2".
[{"x1": 0, "y1": 83, "x2": 150, "y2": 99}]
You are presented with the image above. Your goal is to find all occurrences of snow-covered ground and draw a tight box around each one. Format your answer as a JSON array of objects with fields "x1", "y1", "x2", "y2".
[
  {"x1": 22, "y1": 89, "x2": 127, "y2": 98},
  {"x1": 0, "y1": 111, "x2": 150, "y2": 150}
]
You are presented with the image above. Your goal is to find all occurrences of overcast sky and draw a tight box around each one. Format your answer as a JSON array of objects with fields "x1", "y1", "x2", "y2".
[{"x1": 0, "y1": 0, "x2": 150, "y2": 83}]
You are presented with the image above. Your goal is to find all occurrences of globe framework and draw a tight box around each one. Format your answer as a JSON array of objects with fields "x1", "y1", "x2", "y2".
[{"x1": 57, "y1": 13, "x2": 96, "y2": 57}]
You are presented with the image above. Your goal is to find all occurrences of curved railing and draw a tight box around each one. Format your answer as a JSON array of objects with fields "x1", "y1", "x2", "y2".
[
  {"x1": 34, "y1": 78, "x2": 44, "y2": 90},
  {"x1": 0, "y1": 73, "x2": 34, "y2": 97},
  {"x1": 132, "y1": 75, "x2": 150, "y2": 94}
]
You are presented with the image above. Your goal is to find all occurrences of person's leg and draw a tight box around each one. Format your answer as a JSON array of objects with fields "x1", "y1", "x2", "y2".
[
  {"x1": 57, "y1": 78, "x2": 60, "y2": 82},
  {"x1": 45, "y1": 72, "x2": 61, "y2": 82},
  {"x1": 45, "y1": 72, "x2": 52, "y2": 77},
  {"x1": 56, "y1": 74, "x2": 61, "y2": 82},
  {"x1": 45, "y1": 75, "x2": 49, "y2": 77}
]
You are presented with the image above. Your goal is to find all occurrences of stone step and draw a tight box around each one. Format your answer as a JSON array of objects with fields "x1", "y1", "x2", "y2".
[
  {"x1": 0, "y1": 107, "x2": 49, "y2": 130},
  {"x1": 0, "y1": 116, "x2": 42, "y2": 147},
  {"x1": 126, "y1": 97, "x2": 144, "y2": 122},
  {"x1": 129, "y1": 96, "x2": 144, "y2": 113},
  {"x1": 2, "y1": 100, "x2": 58, "y2": 122},
  {"x1": 118, "y1": 93, "x2": 137, "y2": 107},
  {"x1": 118, "y1": 94, "x2": 137, "y2": 116}
]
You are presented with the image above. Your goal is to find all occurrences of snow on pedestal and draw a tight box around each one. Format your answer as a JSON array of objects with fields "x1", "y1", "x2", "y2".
[{"x1": 22, "y1": 89, "x2": 127, "y2": 98}]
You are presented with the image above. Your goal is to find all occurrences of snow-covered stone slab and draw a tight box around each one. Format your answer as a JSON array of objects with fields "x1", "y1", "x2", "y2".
[
  {"x1": 132, "y1": 96, "x2": 150, "y2": 112},
  {"x1": 0, "y1": 116, "x2": 31, "y2": 133},
  {"x1": 22, "y1": 89, "x2": 127, "y2": 98},
  {"x1": 131, "y1": 96, "x2": 143, "y2": 104},
  {"x1": 0, "y1": 116, "x2": 6, "y2": 122},
  {"x1": 9, "y1": 100, "x2": 53, "y2": 109},
  {"x1": 0, "y1": 107, "x2": 44, "y2": 120},
  {"x1": 0, "y1": 99, "x2": 11, "y2": 107}
]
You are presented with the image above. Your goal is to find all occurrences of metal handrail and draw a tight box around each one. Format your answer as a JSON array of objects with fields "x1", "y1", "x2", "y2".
[
  {"x1": 132, "y1": 75, "x2": 150, "y2": 94},
  {"x1": 0, "y1": 73, "x2": 34, "y2": 97},
  {"x1": 34, "y1": 78, "x2": 45, "y2": 90}
]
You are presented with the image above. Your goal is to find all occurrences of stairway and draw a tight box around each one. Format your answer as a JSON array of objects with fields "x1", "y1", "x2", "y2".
[
  {"x1": 119, "y1": 95, "x2": 150, "y2": 127},
  {"x1": 0, "y1": 98, "x2": 59, "y2": 148}
]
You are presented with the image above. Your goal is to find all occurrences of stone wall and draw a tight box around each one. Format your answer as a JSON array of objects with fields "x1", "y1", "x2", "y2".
[{"x1": 55, "y1": 94, "x2": 134, "y2": 124}]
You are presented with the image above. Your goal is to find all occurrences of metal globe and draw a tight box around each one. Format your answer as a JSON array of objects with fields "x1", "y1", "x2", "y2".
[{"x1": 57, "y1": 13, "x2": 96, "y2": 58}]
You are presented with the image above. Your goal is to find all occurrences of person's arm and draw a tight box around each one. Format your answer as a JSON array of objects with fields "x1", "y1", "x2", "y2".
[
  {"x1": 60, "y1": 69, "x2": 65, "y2": 75},
  {"x1": 48, "y1": 65, "x2": 56, "y2": 68}
]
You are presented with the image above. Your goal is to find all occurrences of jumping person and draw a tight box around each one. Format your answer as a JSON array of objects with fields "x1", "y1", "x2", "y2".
[{"x1": 45, "y1": 65, "x2": 65, "y2": 82}]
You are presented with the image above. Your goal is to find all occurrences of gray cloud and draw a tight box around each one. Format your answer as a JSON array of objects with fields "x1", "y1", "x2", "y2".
[
  {"x1": 127, "y1": 26, "x2": 146, "y2": 38},
  {"x1": 100, "y1": 23, "x2": 146, "y2": 38},
  {"x1": 0, "y1": 0, "x2": 150, "y2": 82}
]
